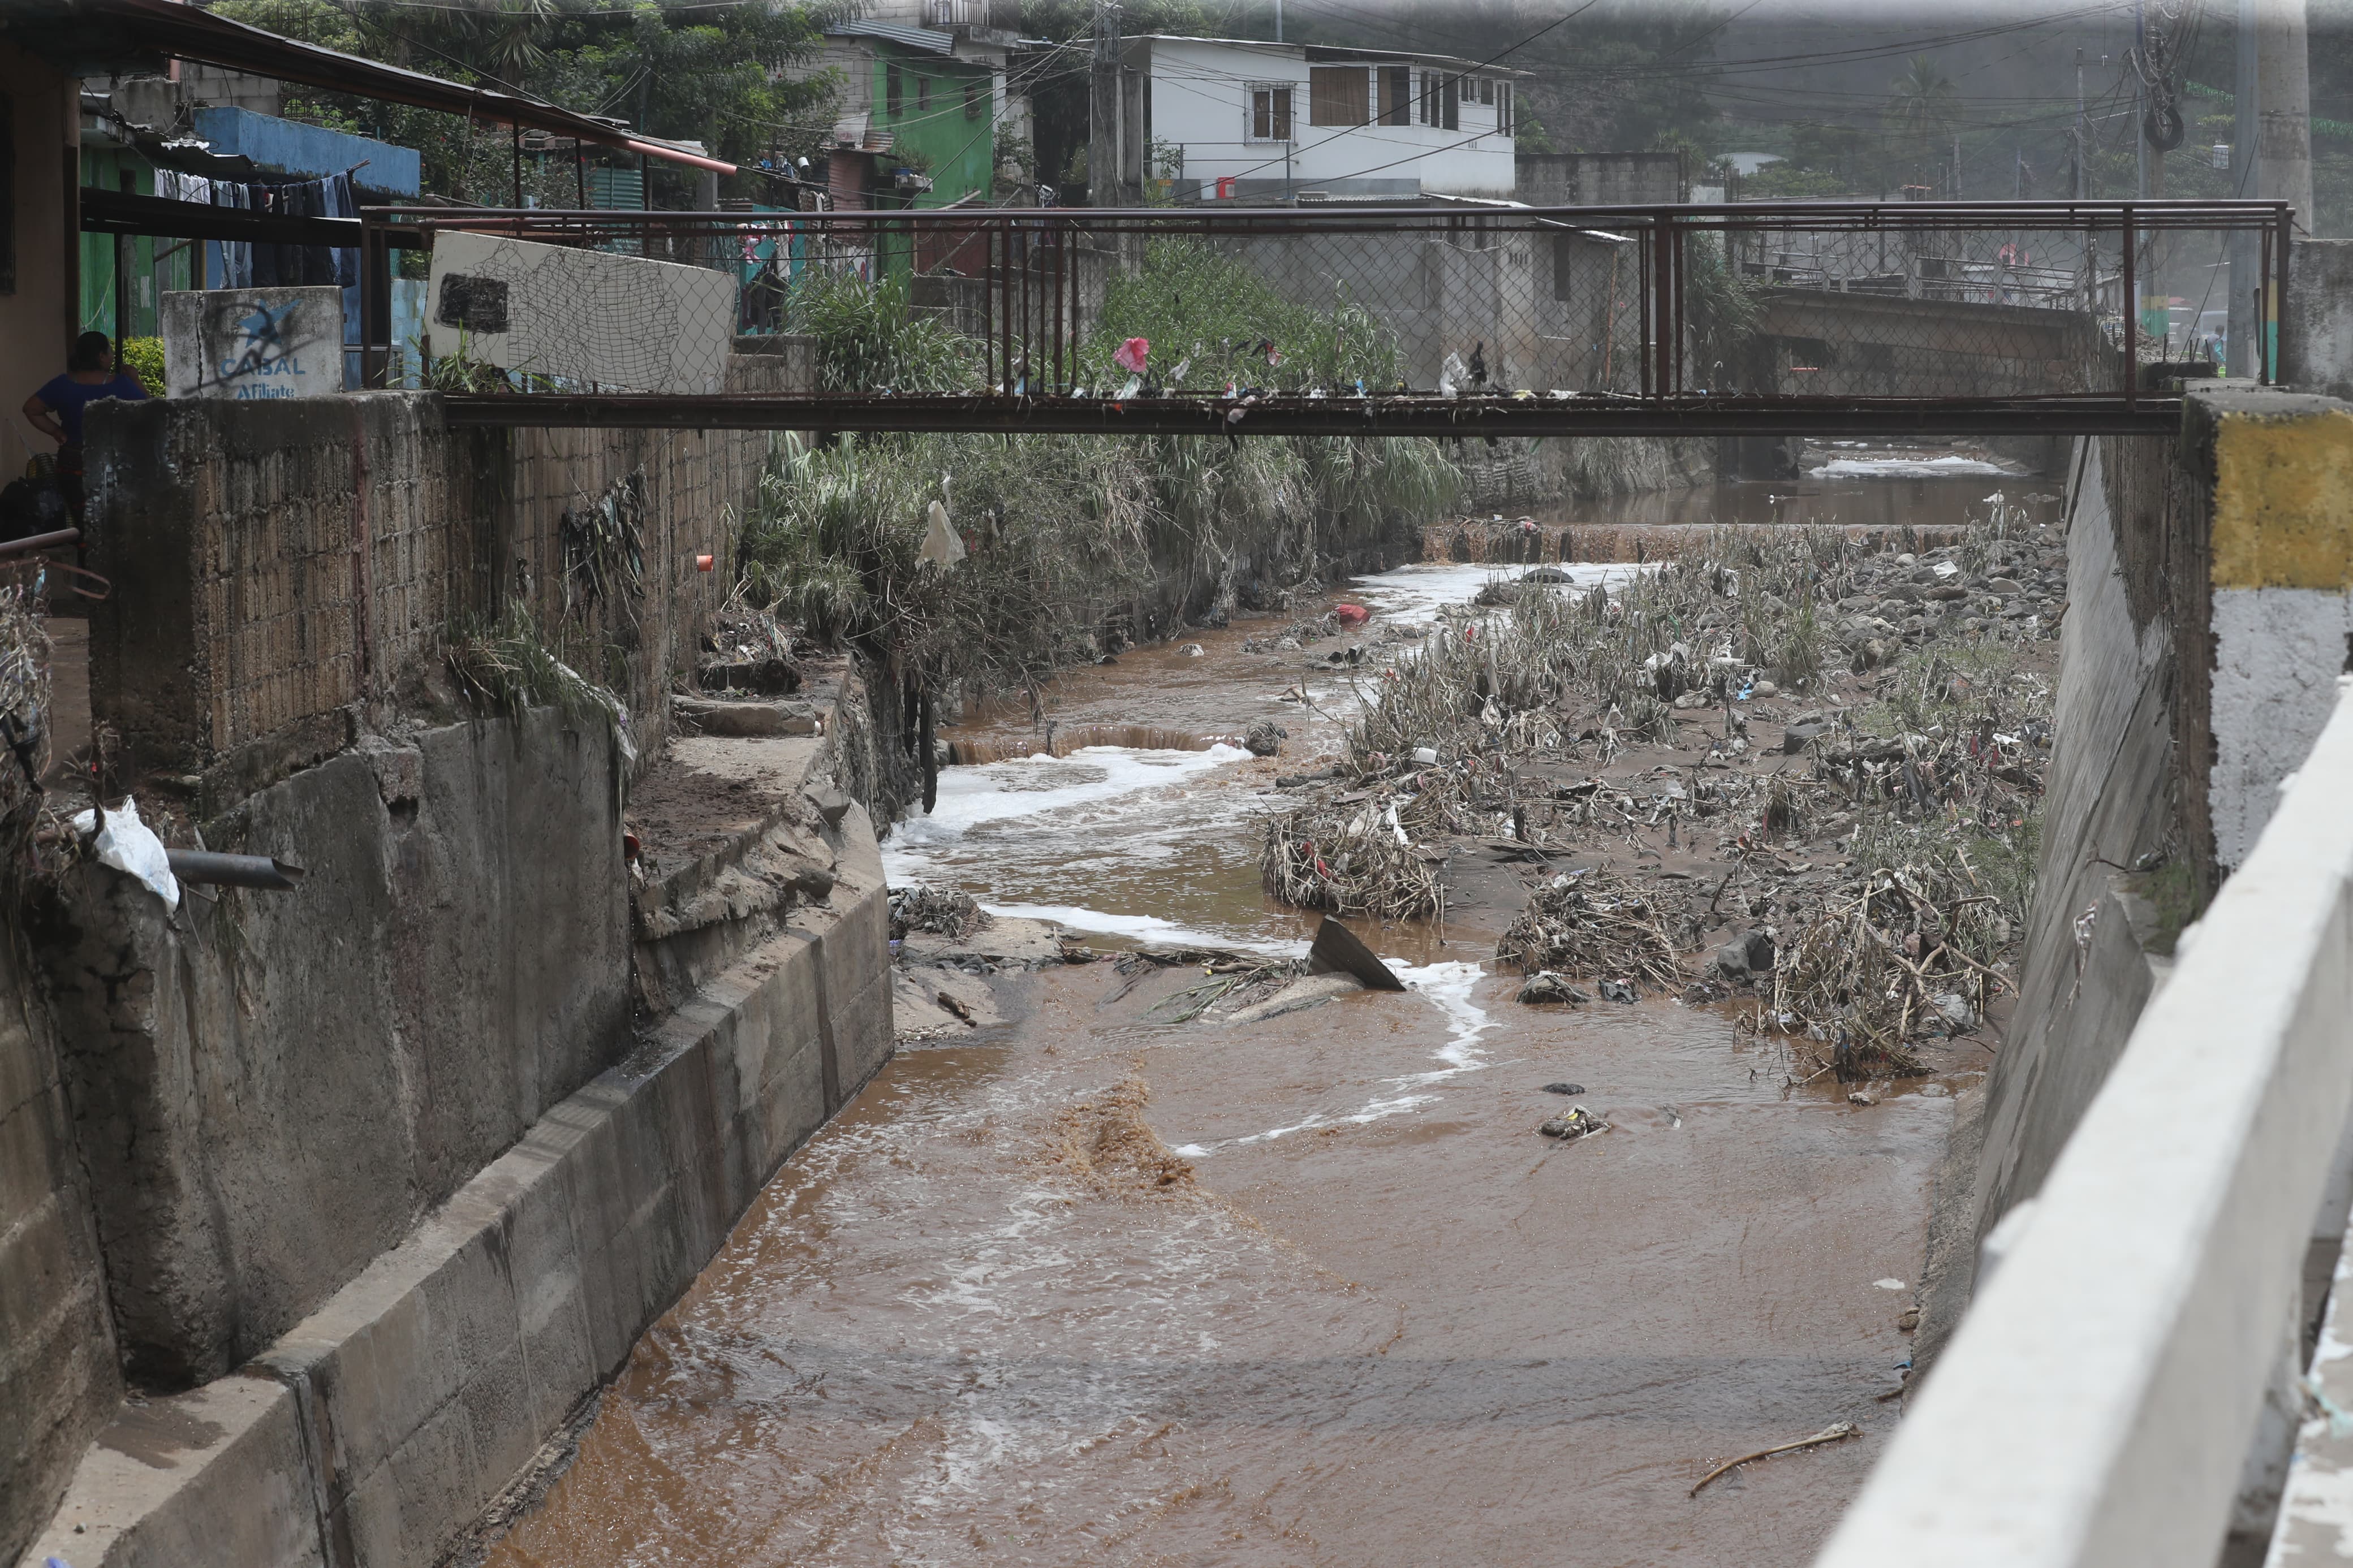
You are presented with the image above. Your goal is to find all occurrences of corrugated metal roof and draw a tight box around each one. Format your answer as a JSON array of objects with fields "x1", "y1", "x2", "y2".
[
  {"x1": 1129, "y1": 34, "x2": 1531, "y2": 77},
  {"x1": 24, "y1": 0, "x2": 736, "y2": 171},
  {"x1": 825, "y1": 20, "x2": 962, "y2": 56}
]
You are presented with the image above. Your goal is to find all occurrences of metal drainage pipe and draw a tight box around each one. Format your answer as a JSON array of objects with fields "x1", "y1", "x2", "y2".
[{"x1": 165, "y1": 849, "x2": 306, "y2": 891}]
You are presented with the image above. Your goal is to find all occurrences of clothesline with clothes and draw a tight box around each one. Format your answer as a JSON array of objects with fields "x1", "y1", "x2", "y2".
[{"x1": 152, "y1": 168, "x2": 360, "y2": 291}]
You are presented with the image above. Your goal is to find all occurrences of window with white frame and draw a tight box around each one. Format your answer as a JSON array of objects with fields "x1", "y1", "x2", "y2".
[{"x1": 1248, "y1": 83, "x2": 1295, "y2": 142}]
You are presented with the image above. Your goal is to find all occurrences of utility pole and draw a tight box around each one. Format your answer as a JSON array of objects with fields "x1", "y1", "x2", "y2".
[
  {"x1": 2137, "y1": 0, "x2": 2167, "y2": 352},
  {"x1": 1089, "y1": 0, "x2": 1120, "y2": 207},
  {"x1": 1274, "y1": 0, "x2": 1282, "y2": 44},
  {"x1": 2230, "y1": 0, "x2": 2312, "y2": 376},
  {"x1": 2075, "y1": 49, "x2": 2088, "y2": 199}
]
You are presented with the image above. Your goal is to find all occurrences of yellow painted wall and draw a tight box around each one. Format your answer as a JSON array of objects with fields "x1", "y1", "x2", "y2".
[{"x1": 2212, "y1": 408, "x2": 2353, "y2": 589}]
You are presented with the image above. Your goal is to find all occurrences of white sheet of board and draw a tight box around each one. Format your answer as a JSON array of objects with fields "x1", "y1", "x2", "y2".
[{"x1": 425, "y1": 231, "x2": 735, "y2": 394}]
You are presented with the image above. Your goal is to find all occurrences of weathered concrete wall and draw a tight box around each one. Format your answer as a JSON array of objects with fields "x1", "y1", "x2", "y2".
[
  {"x1": 1754, "y1": 288, "x2": 2100, "y2": 400},
  {"x1": 20, "y1": 720, "x2": 893, "y2": 1568},
  {"x1": 1514, "y1": 150, "x2": 1683, "y2": 205},
  {"x1": 1959, "y1": 438, "x2": 2180, "y2": 1300},
  {"x1": 85, "y1": 355, "x2": 794, "y2": 801},
  {"x1": 2283, "y1": 237, "x2": 2353, "y2": 401},
  {"x1": 2191, "y1": 390, "x2": 2353, "y2": 869},
  {"x1": 1938, "y1": 387, "x2": 2353, "y2": 1369},
  {"x1": 31, "y1": 710, "x2": 630, "y2": 1389},
  {"x1": 0, "y1": 931, "x2": 120, "y2": 1566}
]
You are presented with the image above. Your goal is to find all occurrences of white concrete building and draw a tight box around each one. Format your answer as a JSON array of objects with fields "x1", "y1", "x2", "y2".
[{"x1": 1123, "y1": 36, "x2": 1522, "y2": 202}]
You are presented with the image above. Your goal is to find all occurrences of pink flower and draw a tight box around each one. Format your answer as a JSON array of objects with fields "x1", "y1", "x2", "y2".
[{"x1": 1113, "y1": 336, "x2": 1149, "y2": 373}]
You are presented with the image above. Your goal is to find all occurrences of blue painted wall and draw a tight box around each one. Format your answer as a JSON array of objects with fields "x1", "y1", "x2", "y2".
[{"x1": 191, "y1": 106, "x2": 422, "y2": 194}]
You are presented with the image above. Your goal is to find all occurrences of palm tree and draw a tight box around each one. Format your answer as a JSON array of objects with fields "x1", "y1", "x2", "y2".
[{"x1": 1885, "y1": 55, "x2": 1959, "y2": 187}]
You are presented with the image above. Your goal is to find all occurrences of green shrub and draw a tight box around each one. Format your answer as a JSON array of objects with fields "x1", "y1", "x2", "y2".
[{"x1": 119, "y1": 336, "x2": 165, "y2": 395}]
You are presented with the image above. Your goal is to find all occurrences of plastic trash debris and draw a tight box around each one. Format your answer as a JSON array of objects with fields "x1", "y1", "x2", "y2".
[
  {"x1": 1848, "y1": 1091, "x2": 1878, "y2": 1106},
  {"x1": 1538, "y1": 1105, "x2": 1608, "y2": 1142},
  {"x1": 1178, "y1": 643, "x2": 1205, "y2": 658},
  {"x1": 1243, "y1": 719, "x2": 1286, "y2": 757},
  {"x1": 1516, "y1": 971, "x2": 1591, "y2": 1005},
  {"x1": 1541, "y1": 1081, "x2": 1587, "y2": 1095},
  {"x1": 917, "y1": 501, "x2": 966, "y2": 568},
  {"x1": 1598, "y1": 979, "x2": 1639, "y2": 1004},
  {"x1": 1113, "y1": 336, "x2": 1150, "y2": 373},
  {"x1": 71, "y1": 798, "x2": 179, "y2": 912},
  {"x1": 1331, "y1": 602, "x2": 1371, "y2": 626},
  {"x1": 1410, "y1": 746, "x2": 1440, "y2": 766},
  {"x1": 1438, "y1": 351, "x2": 1468, "y2": 399}
]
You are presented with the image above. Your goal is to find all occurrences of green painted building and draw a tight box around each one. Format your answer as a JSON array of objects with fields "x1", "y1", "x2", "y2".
[{"x1": 815, "y1": 20, "x2": 1006, "y2": 215}]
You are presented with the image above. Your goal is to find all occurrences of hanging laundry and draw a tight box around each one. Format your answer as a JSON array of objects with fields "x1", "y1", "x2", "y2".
[
  {"x1": 252, "y1": 186, "x2": 280, "y2": 286},
  {"x1": 326, "y1": 171, "x2": 359, "y2": 289}
]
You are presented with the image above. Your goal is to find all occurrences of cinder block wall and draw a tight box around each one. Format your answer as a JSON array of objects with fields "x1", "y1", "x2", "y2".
[{"x1": 84, "y1": 351, "x2": 794, "y2": 801}]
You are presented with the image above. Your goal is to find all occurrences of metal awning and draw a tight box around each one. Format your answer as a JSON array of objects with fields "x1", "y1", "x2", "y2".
[
  {"x1": 11, "y1": 0, "x2": 735, "y2": 175},
  {"x1": 79, "y1": 186, "x2": 358, "y2": 245}
]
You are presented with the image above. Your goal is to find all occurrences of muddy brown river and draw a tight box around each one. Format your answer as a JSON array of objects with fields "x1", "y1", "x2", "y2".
[{"x1": 483, "y1": 467, "x2": 2049, "y2": 1567}]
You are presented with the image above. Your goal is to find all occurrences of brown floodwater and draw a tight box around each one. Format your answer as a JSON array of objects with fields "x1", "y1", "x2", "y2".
[{"x1": 483, "y1": 466, "x2": 2016, "y2": 1568}]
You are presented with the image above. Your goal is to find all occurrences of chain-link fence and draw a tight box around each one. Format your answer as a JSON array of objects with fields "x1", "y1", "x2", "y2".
[{"x1": 360, "y1": 200, "x2": 2291, "y2": 419}]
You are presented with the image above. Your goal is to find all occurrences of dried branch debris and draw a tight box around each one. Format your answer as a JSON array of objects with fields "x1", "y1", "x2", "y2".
[
  {"x1": 1256, "y1": 506, "x2": 2061, "y2": 1075},
  {"x1": 889, "y1": 884, "x2": 989, "y2": 941},
  {"x1": 1498, "y1": 871, "x2": 1685, "y2": 995}
]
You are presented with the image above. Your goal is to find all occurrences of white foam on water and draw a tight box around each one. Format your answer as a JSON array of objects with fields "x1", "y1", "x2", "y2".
[
  {"x1": 1181, "y1": 959, "x2": 1498, "y2": 1156},
  {"x1": 1347, "y1": 560, "x2": 1647, "y2": 626},
  {"x1": 884, "y1": 740, "x2": 1295, "y2": 949},
  {"x1": 886, "y1": 742, "x2": 1251, "y2": 865},
  {"x1": 984, "y1": 903, "x2": 1306, "y2": 960},
  {"x1": 1807, "y1": 455, "x2": 2014, "y2": 480}
]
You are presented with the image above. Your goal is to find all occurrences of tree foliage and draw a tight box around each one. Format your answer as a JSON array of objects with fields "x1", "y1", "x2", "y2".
[{"x1": 212, "y1": 0, "x2": 843, "y2": 205}]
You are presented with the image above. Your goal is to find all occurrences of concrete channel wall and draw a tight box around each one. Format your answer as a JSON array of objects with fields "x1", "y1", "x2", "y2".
[
  {"x1": 15, "y1": 701, "x2": 893, "y2": 1568},
  {"x1": 1824, "y1": 383, "x2": 2353, "y2": 1563},
  {"x1": 8, "y1": 354, "x2": 904, "y2": 1568},
  {"x1": 1817, "y1": 682, "x2": 2353, "y2": 1567},
  {"x1": 0, "y1": 935, "x2": 119, "y2": 1562},
  {"x1": 1938, "y1": 388, "x2": 2353, "y2": 1362}
]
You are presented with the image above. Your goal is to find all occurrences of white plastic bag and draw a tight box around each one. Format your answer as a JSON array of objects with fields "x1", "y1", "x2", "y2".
[
  {"x1": 71, "y1": 798, "x2": 180, "y2": 912},
  {"x1": 917, "y1": 500, "x2": 966, "y2": 569}
]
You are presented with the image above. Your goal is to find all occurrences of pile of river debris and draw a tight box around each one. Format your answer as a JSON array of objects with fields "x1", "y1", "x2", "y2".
[{"x1": 1261, "y1": 509, "x2": 2059, "y2": 1080}]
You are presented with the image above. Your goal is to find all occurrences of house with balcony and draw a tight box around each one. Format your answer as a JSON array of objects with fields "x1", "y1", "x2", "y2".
[
  {"x1": 1119, "y1": 36, "x2": 1523, "y2": 203},
  {"x1": 804, "y1": 1, "x2": 1029, "y2": 213}
]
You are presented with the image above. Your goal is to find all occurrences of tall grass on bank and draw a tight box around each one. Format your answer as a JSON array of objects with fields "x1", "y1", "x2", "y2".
[
  {"x1": 745, "y1": 249, "x2": 1460, "y2": 698},
  {"x1": 743, "y1": 431, "x2": 1160, "y2": 685}
]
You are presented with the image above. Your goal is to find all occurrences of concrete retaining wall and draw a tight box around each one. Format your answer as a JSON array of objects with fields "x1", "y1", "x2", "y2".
[
  {"x1": 0, "y1": 933, "x2": 120, "y2": 1562},
  {"x1": 1934, "y1": 387, "x2": 2353, "y2": 1375},
  {"x1": 31, "y1": 711, "x2": 630, "y2": 1389},
  {"x1": 1955, "y1": 439, "x2": 2181, "y2": 1327},
  {"x1": 18, "y1": 732, "x2": 893, "y2": 1568}
]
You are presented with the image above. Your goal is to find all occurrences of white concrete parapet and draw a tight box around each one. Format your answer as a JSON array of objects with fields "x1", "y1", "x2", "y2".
[{"x1": 1817, "y1": 680, "x2": 2353, "y2": 1568}]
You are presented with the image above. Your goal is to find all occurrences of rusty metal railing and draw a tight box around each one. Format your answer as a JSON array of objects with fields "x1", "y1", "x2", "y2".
[{"x1": 358, "y1": 200, "x2": 2292, "y2": 435}]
